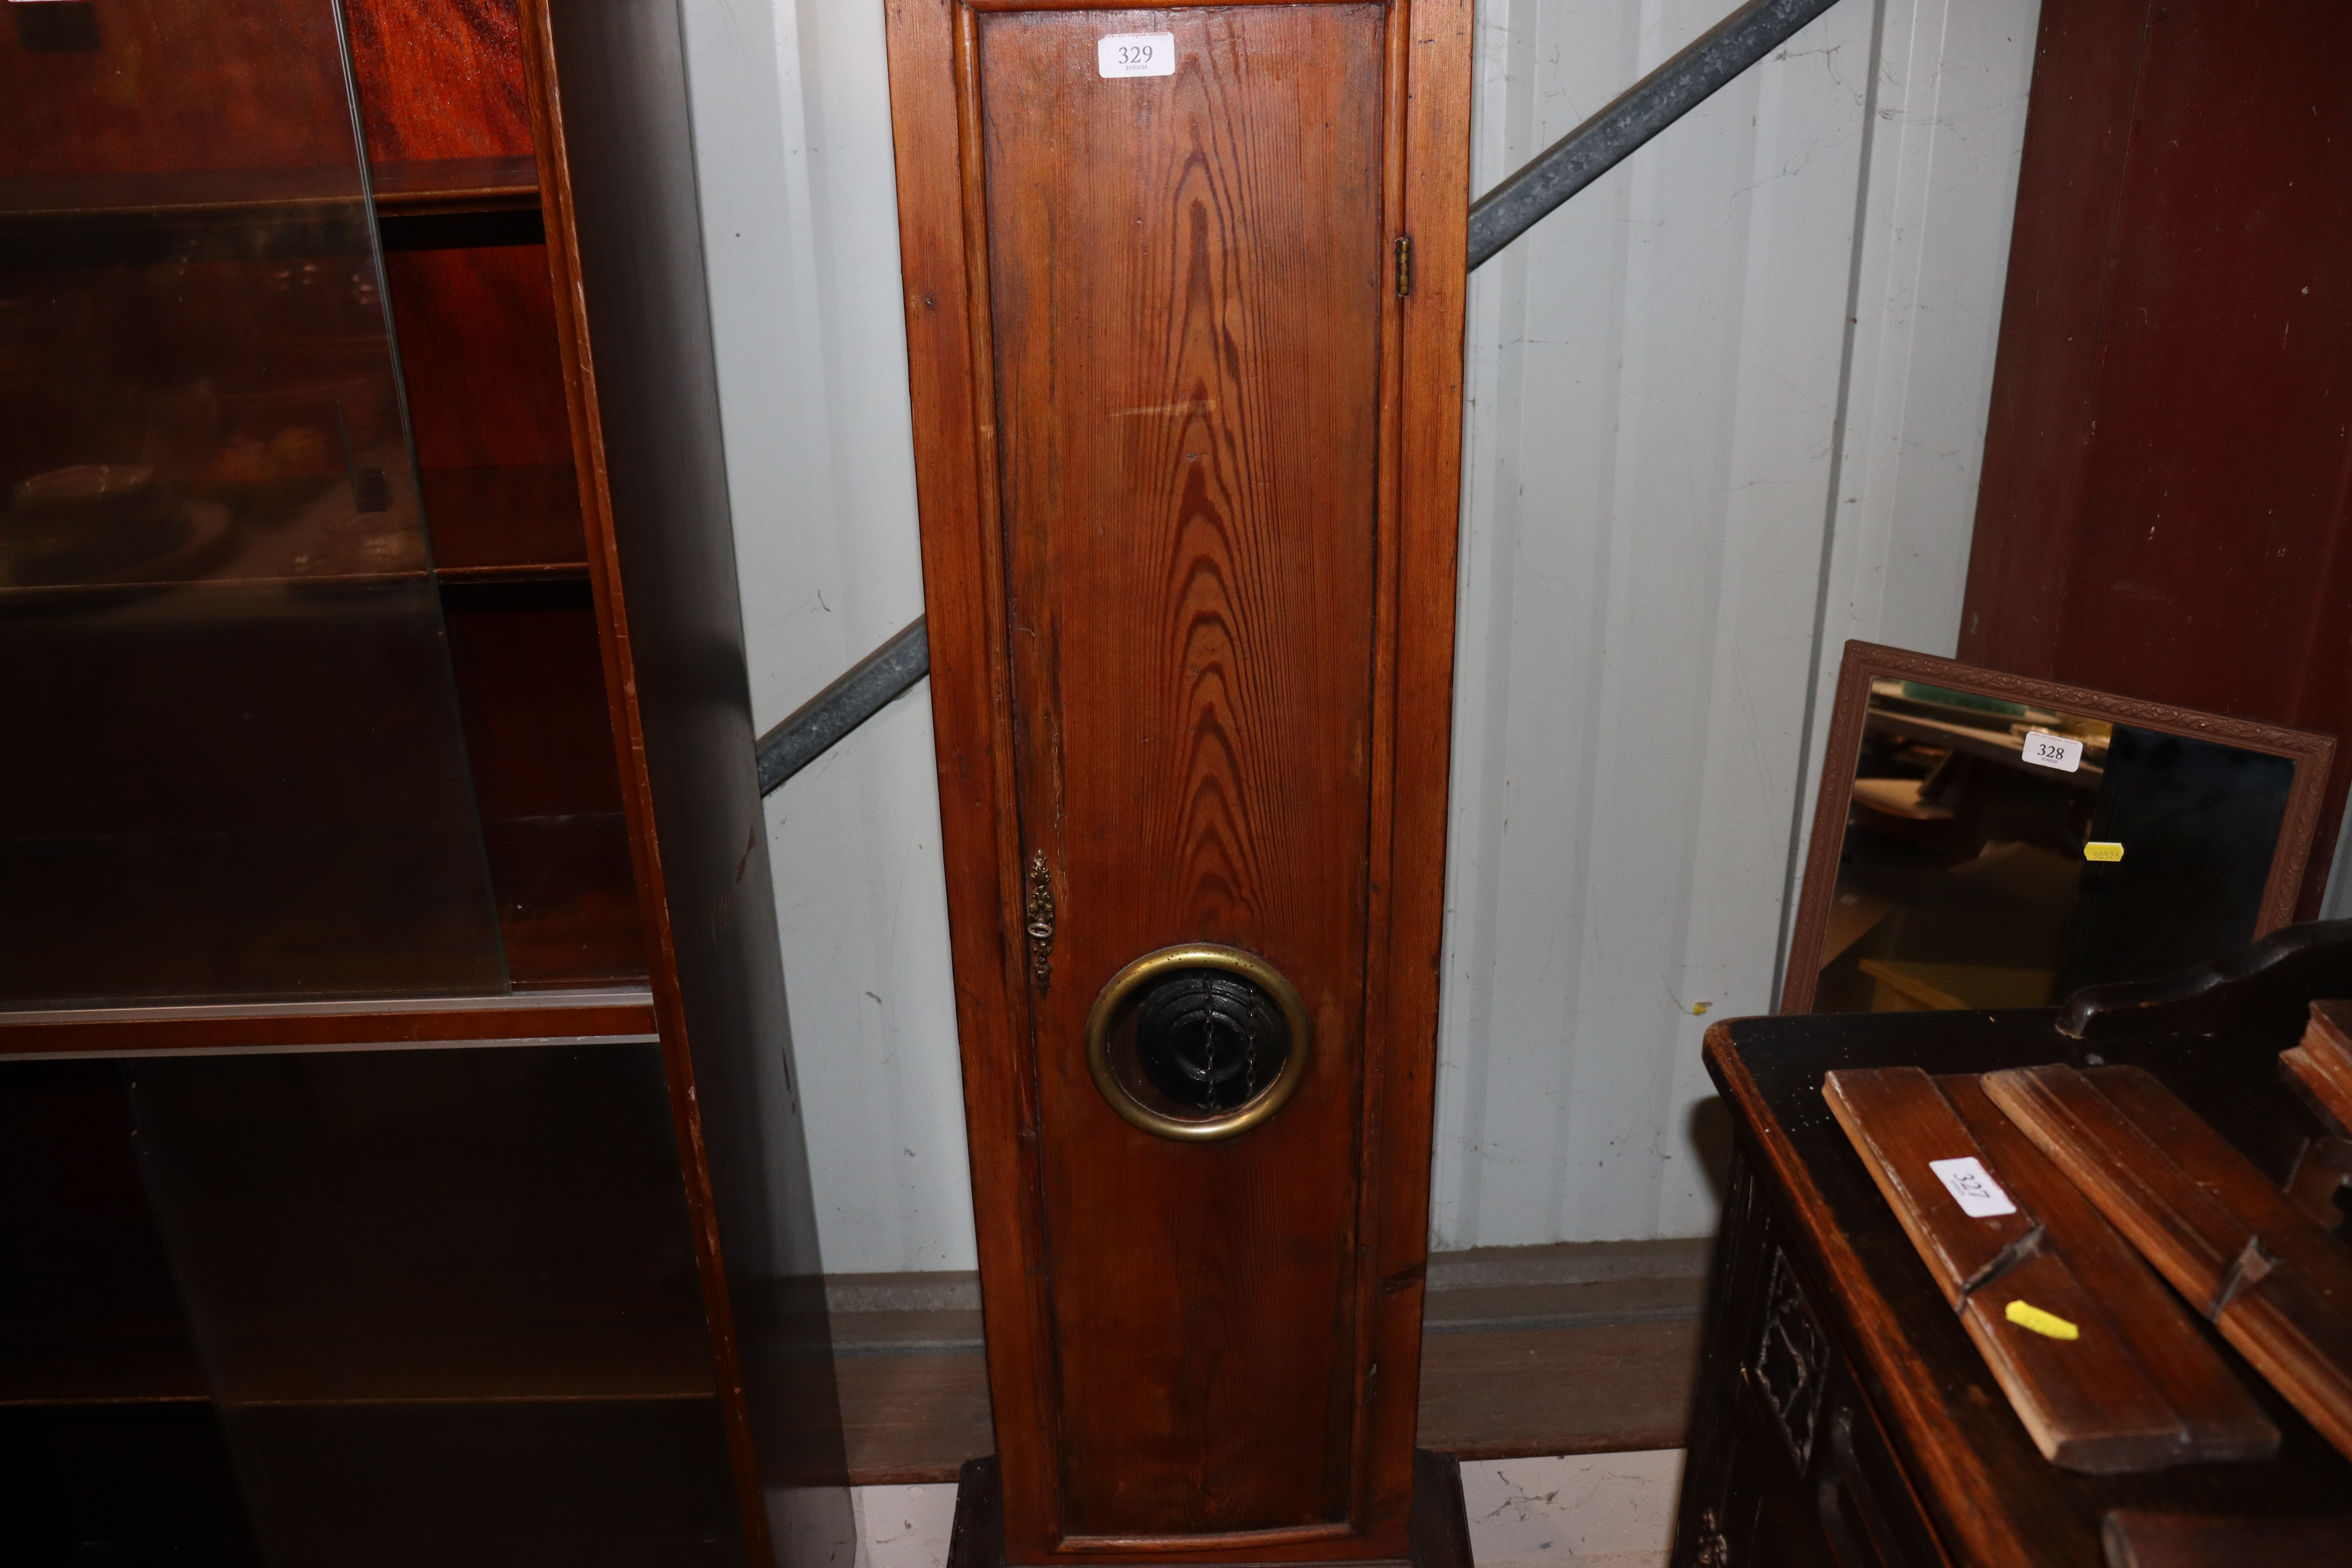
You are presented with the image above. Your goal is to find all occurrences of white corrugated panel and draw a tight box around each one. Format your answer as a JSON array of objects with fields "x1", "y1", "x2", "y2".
[
  {"x1": 1432, "y1": 0, "x2": 2040, "y2": 1248},
  {"x1": 678, "y1": 0, "x2": 2040, "y2": 1270}
]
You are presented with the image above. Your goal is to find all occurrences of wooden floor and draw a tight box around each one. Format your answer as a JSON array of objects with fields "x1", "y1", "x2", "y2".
[{"x1": 827, "y1": 1241, "x2": 1708, "y2": 1485}]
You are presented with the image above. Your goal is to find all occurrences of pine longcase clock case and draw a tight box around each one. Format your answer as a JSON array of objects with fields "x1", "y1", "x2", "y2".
[{"x1": 883, "y1": 0, "x2": 1472, "y2": 1561}]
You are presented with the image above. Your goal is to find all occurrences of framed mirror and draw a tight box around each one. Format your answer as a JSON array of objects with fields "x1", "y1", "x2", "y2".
[{"x1": 1782, "y1": 642, "x2": 2336, "y2": 1014}]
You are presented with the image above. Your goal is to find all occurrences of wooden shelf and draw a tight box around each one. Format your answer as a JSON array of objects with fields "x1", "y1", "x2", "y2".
[
  {"x1": 207, "y1": 1325, "x2": 719, "y2": 1408},
  {"x1": 0, "y1": 1341, "x2": 721, "y2": 1412},
  {"x1": 0, "y1": 465, "x2": 590, "y2": 603},
  {"x1": 0, "y1": 989, "x2": 657, "y2": 1059},
  {"x1": 0, "y1": 156, "x2": 541, "y2": 265},
  {"x1": 423, "y1": 465, "x2": 589, "y2": 581},
  {"x1": 0, "y1": 1344, "x2": 210, "y2": 1409},
  {"x1": 484, "y1": 814, "x2": 650, "y2": 989}
]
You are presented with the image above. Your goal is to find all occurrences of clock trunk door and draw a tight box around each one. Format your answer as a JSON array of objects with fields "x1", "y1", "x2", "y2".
[{"x1": 981, "y1": 2, "x2": 1394, "y2": 1542}]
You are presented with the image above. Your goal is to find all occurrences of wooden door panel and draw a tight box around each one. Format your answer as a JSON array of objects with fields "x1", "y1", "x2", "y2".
[
  {"x1": 981, "y1": 4, "x2": 1388, "y2": 1541},
  {"x1": 887, "y1": 0, "x2": 1467, "y2": 1550}
]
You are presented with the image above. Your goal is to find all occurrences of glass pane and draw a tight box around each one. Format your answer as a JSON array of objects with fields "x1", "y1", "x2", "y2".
[
  {"x1": 0, "y1": 1058, "x2": 257, "y2": 1563},
  {"x1": 124, "y1": 1044, "x2": 742, "y2": 1564},
  {"x1": 1815, "y1": 681, "x2": 2296, "y2": 1012},
  {"x1": 0, "y1": 0, "x2": 505, "y2": 1005}
]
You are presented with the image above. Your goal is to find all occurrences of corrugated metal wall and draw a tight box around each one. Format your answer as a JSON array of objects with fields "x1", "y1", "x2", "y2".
[
  {"x1": 678, "y1": 0, "x2": 2042, "y2": 1271},
  {"x1": 1434, "y1": 0, "x2": 2040, "y2": 1247}
]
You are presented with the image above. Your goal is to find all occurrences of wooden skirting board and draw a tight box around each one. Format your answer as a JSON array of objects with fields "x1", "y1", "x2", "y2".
[{"x1": 824, "y1": 1244, "x2": 1708, "y2": 1486}]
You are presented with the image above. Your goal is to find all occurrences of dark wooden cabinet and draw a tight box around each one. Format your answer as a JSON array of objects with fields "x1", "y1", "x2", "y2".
[
  {"x1": 1961, "y1": 0, "x2": 2352, "y2": 912},
  {"x1": 1676, "y1": 930, "x2": 2352, "y2": 1566},
  {"x1": 882, "y1": 1, "x2": 1472, "y2": 1562},
  {"x1": 0, "y1": 0, "x2": 838, "y2": 1560}
]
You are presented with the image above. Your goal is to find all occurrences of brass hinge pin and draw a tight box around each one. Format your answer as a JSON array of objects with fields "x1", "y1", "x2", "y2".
[{"x1": 1395, "y1": 234, "x2": 1412, "y2": 298}]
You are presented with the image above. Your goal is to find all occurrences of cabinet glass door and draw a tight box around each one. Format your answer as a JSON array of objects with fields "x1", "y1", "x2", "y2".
[
  {"x1": 0, "y1": 0, "x2": 506, "y2": 1005},
  {"x1": 123, "y1": 1044, "x2": 742, "y2": 1565}
]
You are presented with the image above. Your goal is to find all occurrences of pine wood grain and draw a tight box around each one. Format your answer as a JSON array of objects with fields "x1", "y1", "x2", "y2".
[
  {"x1": 984, "y1": 5, "x2": 1384, "y2": 1541},
  {"x1": 888, "y1": 0, "x2": 1469, "y2": 1553}
]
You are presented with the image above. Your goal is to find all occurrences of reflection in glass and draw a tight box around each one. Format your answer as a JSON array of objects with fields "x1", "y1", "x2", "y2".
[
  {"x1": 0, "y1": 1046, "x2": 741, "y2": 1564},
  {"x1": 1815, "y1": 681, "x2": 2296, "y2": 1012},
  {"x1": 0, "y1": 0, "x2": 505, "y2": 1006}
]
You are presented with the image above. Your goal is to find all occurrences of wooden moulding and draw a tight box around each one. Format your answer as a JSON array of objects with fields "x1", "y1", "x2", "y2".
[
  {"x1": 1780, "y1": 641, "x2": 2337, "y2": 1014},
  {"x1": 1983, "y1": 1063, "x2": 2352, "y2": 1464},
  {"x1": 2283, "y1": 999, "x2": 2352, "y2": 1137},
  {"x1": 1823, "y1": 1067, "x2": 2274, "y2": 1471}
]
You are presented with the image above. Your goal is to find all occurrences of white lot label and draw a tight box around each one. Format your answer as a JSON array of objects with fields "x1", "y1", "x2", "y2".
[
  {"x1": 1098, "y1": 32, "x2": 1175, "y2": 77},
  {"x1": 1929, "y1": 1156, "x2": 2018, "y2": 1219},
  {"x1": 2020, "y1": 729, "x2": 2083, "y2": 773}
]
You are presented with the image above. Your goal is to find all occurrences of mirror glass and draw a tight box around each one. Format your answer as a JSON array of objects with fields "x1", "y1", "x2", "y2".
[{"x1": 1803, "y1": 663, "x2": 2320, "y2": 1014}]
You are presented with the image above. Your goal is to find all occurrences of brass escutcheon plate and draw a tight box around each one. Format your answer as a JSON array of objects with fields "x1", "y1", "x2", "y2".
[{"x1": 1084, "y1": 942, "x2": 1312, "y2": 1142}]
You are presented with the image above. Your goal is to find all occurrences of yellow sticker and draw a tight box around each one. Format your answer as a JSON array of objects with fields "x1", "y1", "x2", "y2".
[
  {"x1": 2005, "y1": 1299, "x2": 2080, "y2": 1340},
  {"x1": 2083, "y1": 842, "x2": 2124, "y2": 862}
]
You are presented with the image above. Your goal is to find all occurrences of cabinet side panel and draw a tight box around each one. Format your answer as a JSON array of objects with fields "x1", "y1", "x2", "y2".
[{"x1": 526, "y1": 0, "x2": 850, "y2": 1558}]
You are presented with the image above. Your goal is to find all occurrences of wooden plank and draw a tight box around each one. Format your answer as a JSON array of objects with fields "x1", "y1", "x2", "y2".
[
  {"x1": 836, "y1": 1350, "x2": 998, "y2": 1486},
  {"x1": 1953, "y1": 1249, "x2": 2181, "y2": 1471},
  {"x1": 1943, "y1": 1075, "x2": 2276, "y2": 1463},
  {"x1": 1824, "y1": 1068, "x2": 2222, "y2": 1472},
  {"x1": 1985, "y1": 1063, "x2": 2352, "y2": 1464},
  {"x1": 2213, "y1": 1256, "x2": 2352, "y2": 1464},
  {"x1": 1414, "y1": 1321, "x2": 1698, "y2": 1461},
  {"x1": 2307, "y1": 999, "x2": 2352, "y2": 1060},
  {"x1": 2086, "y1": 1066, "x2": 2352, "y2": 1308},
  {"x1": 1980, "y1": 1065, "x2": 2250, "y2": 1308},
  {"x1": 1824, "y1": 1067, "x2": 2038, "y2": 1308}
]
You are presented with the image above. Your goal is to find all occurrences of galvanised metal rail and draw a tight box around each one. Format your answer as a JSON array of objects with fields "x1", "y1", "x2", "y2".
[
  {"x1": 755, "y1": 0, "x2": 1837, "y2": 795},
  {"x1": 753, "y1": 616, "x2": 930, "y2": 794}
]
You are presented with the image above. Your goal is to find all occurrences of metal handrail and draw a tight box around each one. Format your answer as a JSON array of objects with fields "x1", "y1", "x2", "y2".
[{"x1": 755, "y1": 0, "x2": 1835, "y2": 795}]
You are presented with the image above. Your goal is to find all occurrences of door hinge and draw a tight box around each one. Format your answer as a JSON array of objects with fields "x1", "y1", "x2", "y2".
[{"x1": 1394, "y1": 234, "x2": 1412, "y2": 298}]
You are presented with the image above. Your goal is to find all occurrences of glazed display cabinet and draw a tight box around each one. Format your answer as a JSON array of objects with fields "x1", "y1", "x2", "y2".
[{"x1": 0, "y1": 0, "x2": 837, "y2": 1561}]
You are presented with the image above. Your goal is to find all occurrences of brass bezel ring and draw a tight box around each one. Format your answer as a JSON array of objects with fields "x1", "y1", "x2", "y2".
[{"x1": 1083, "y1": 942, "x2": 1312, "y2": 1142}]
